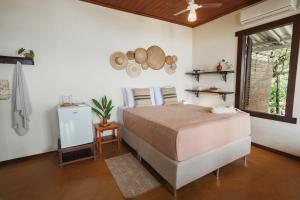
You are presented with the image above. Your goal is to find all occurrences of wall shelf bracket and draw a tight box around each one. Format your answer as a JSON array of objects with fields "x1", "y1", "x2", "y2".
[
  {"x1": 221, "y1": 73, "x2": 228, "y2": 82},
  {"x1": 220, "y1": 93, "x2": 227, "y2": 101}
]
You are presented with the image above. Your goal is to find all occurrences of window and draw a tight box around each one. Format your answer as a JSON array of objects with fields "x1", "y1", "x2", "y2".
[{"x1": 235, "y1": 14, "x2": 300, "y2": 124}]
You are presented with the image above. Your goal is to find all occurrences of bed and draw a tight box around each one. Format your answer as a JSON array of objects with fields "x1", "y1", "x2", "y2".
[{"x1": 118, "y1": 103, "x2": 251, "y2": 195}]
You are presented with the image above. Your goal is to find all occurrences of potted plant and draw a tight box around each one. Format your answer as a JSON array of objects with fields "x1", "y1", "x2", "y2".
[
  {"x1": 91, "y1": 96, "x2": 114, "y2": 127},
  {"x1": 17, "y1": 48, "x2": 35, "y2": 59}
]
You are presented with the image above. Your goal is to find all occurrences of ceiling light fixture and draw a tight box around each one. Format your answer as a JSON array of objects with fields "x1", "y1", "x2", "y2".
[
  {"x1": 173, "y1": 0, "x2": 222, "y2": 23},
  {"x1": 188, "y1": 9, "x2": 197, "y2": 22}
]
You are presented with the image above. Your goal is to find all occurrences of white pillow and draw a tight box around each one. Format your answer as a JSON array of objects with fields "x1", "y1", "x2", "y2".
[
  {"x1": 153, "y1": 87, "x2": 163, "y2": 106},
  {"x1": 122, "y1": 88, "x2": 128, "y2": 107},
  {"x1": 125, "y1": 88, "x2": 135, "y2": 107},
  {"x1": 149, "y1": 88, "x2": 156, "y2": 105},
  {"x1": 123, "y1": 88, "x2": 155, "y2": 107}
]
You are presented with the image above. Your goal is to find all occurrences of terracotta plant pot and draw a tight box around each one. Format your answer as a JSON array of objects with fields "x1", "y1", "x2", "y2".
[
  {"x1": 24, "y1": 53, "x2": 33, "y2": 59},
  {"x1": 100, "y1": 118, "x2": 109, "y2": 127}
]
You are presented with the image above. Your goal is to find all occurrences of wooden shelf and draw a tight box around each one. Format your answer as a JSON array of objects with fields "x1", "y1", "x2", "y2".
[
  {"x1": 185, "y1": 89, "x2": 234, "y2": 101},
  {"x1": 185, "y1": 70, "x2": 234, "y2": 82},
  {"x1": 0, "y1": 56, "x2": 34, "y2": 65},
  {"x1": 100, "y1": 135, "x2": 119, "y2": 144}
]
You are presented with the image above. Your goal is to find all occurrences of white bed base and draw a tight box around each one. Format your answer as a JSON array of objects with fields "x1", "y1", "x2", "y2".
[{"x1": 121, "y1": 127, "x2": 251, "y2": 195}]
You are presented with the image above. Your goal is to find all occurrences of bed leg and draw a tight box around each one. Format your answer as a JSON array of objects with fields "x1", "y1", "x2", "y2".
[
  {"x1": 173, "y1": 187, "x2": 177, "y2": 197},
  {"x1": 215, "y1": 168, "x2": 220, "y2": 179},
  {"x1": 137, "y1": 154, "x2": 142, "y2": 162},
  {"x1": 244, "y1": 156, "x2": 248, "y2": 167}
]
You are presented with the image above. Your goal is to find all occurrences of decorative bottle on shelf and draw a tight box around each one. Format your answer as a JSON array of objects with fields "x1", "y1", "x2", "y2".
[{"x1": 216, "y1": 63, "x2": 222, "y2": 71}]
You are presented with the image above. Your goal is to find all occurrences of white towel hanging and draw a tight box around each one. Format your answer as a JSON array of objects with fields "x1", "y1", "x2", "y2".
[{"x1": 11, "y1": 61, "x2": 32, "y2": 136}]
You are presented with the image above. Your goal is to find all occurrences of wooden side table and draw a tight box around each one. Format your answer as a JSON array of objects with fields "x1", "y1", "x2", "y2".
[{"x1": 95, "y1": 122, "x2": 120, "y2": 153}]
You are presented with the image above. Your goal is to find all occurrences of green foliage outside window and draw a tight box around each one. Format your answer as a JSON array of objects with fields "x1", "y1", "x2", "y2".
[{"x1": 268, "y1": 48, "x2": 291, "y2": 116}]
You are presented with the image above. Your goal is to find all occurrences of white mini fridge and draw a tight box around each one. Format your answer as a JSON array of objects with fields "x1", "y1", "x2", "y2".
[{"x1": 57, "y1": 105, "x2": 94, "y2": 148}]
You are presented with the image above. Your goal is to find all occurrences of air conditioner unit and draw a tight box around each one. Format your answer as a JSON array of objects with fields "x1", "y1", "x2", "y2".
[{"x1": 240, "y1": 0, "x2": 297, "y2": 25}]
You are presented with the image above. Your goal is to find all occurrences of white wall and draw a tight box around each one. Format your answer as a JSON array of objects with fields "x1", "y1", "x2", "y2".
[
  {"x1": 0, "y1": 0, "x2": 193, "y2": 161},
  {"x1": 193, "y1": 3, "x2": 300, "y2": 156},
  {"x1": 1, "y1": 0, "x2": 299, "y2": 161}
]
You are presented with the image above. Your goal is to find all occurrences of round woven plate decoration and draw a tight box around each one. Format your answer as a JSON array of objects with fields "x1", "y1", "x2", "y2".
[
  {"x1": 135, "y1": 48, "x2": 147, "y2": 64},
  {"x1": 141, "y1": 63, "x2": 149, "y2": 70},
  {"x1": 164, "y1": 64, "x2": 176, "y2": 74},
  {"x1": 146, "y1": 45, "x2": 166, "y2": 70},
  {"x1": 165, "y1": 55, "x2": 173, "y2": 65},
  {"x1": 126, "y1": 51, "x2": 135, "y2": 60},
  {"x1": 172, "y1": 55, "x2": 178, "y2": 63},
  {"x1": 171, "y1": 63, "x2": 177, "y2": 70},
  {"x1": 110, "y1": 52, "x2": 128, "y2": 70},
  {"x1": 126, "y1": 61, "x2": 142, "y2": 78}
]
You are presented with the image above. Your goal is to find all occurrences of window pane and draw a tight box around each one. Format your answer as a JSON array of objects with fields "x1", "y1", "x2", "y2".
[{"x1": 242, "y1": 24, "x2": 293, "y2": 116}]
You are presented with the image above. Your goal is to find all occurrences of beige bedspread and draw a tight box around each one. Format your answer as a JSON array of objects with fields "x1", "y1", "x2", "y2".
[{"x1": 123, "y1": 104, "x2": 251, "y2": 161}]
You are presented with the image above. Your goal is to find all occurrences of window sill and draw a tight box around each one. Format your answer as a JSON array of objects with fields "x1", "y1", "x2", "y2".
[{"x1": 241, "y1": 110, "x2": 297, "y2": 124}]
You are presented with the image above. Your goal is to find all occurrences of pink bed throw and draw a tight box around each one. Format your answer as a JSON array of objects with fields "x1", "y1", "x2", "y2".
[{"x1": 123, "y1": 104, "x2": 251, "y2": 161}]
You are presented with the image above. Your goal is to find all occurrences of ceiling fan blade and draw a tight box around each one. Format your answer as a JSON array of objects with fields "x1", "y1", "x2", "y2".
[
  {"x1": 174, "y1": 8, "x2": 190, "y2": 16},
  {"x1": 199, "y1": 3, "x2": 222, "y2": 8}
]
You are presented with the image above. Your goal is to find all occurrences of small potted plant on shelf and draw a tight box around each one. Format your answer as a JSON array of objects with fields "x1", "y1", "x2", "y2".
[
  {"x1": 91, "y1": 96, "x2": 114, "y2": 127},
  {"x1": 17, "y1": 48, "x2": 35, "y2": 59}
]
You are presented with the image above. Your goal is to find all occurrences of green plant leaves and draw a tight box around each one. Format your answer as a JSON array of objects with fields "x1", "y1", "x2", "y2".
[
  {"x1": 92, "y1": 99, "x2": 104, "y2": 112},
  {"x1": 106, "y1": 100, "x2": 112, "y2": 110},
  {"x1": 91, "y1": 107, "x2": 104, "y2": 118},
  {"x1": 104, "y1": 96, "x2": 107, "y2": 106},
  {"x1": 17, "y1": 48, "x2": 25, "y2": 55},
  {"x1": 17, "y1": 48, "x2": 35, "y2": 58},
  {"x1": 29, "y1": 50, "x2": 35, "y2": 58},
  {"x1": 101, "y1": 97, "x2": 105, "y2": 108},
  {"x1": 91, "y1": 96, "x2": 113, "y2": 119},
  {"x1": 266, "y1": 48, "x2": 290, "y2": 115},
  {"x1": 104, "y1": 106, "x2": 114, "y2": 117}
]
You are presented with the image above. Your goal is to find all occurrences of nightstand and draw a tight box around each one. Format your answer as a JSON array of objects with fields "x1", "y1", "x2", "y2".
[{"x1": 95, "y1": 122, "x2": 120, "y2": 153}]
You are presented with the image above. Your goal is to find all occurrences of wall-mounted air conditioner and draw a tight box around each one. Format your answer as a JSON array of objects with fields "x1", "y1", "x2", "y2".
[{"x1": 240, "y1": 0, "x2": 297, "y2": 25}]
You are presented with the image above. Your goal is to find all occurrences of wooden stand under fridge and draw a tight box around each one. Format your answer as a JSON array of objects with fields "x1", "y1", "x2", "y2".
[{"x1": 58, "y1": 139, "x2": 96, "y2": 167}]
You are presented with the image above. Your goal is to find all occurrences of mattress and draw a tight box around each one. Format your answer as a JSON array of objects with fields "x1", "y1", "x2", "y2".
[{"x1": 122, "y1": 104, "x2": 251, "y2": 161}]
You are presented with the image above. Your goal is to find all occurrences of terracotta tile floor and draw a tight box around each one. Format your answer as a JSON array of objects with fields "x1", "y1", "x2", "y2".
[{"x1": 0, "y1": 144, "x2": 299, "y2": 200}]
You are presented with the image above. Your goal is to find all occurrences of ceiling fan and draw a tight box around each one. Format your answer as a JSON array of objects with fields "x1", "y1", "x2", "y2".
[{"x1": 174, "y1": 0, "x2": 222, "y2": 22}]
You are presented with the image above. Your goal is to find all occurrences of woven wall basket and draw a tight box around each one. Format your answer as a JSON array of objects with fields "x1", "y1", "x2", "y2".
[
  {"x1": 135, "y1": 48, "x2": 147, "y2": 64},
  {"x1": 110, "y1": 52, "x2": 128, "y2": 70},
  {"x1": 146, "y1": 46, "x2": 166, "y2": 70}
]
